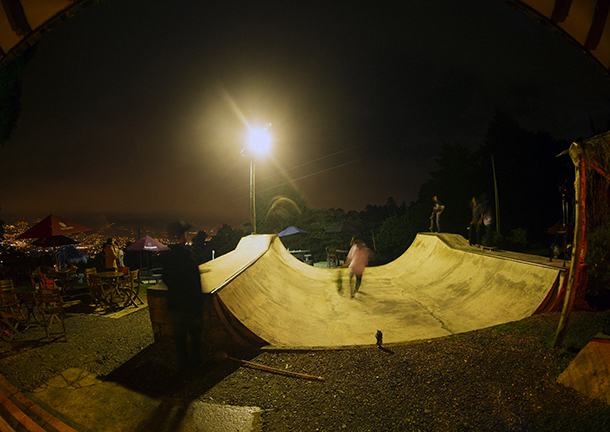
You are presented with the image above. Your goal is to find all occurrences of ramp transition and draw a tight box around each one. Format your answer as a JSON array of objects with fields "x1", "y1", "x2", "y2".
[{"x1": 197, "y1": 233, "x2": 564, "y2": 348}]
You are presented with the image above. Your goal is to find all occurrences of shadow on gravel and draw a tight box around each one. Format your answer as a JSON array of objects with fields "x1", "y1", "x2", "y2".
[
  {"x1": 0, "y1": 337, "x2": 48, "y2": 360},
  {"x1": 100, "y1": 341, "x2": 264, "y2": 431},
  {"x1": 102, "y1": 340, "x2": 260, "y2": 399},
  {"x1": 378, "y1": 346, "x2": 395, "y2": 355}
]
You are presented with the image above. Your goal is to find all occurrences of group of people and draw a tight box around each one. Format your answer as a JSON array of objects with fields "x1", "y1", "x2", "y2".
[
  {"x1": 430, "y1": 195, "x2": 494, "y2": 248},
  {"x1": 469, "y1": 195, "x2": 494, "y2": 248}
]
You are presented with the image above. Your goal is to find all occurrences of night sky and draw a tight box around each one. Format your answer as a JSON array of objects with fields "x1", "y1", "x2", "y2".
[{"x1": 1, "y1": 0, "x2": 610, "y2": 235}]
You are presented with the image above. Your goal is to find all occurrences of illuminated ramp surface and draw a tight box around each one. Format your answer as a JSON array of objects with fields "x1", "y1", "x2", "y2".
[{"x1": 201, "y1": 233, "x2": 563, "y2": 348}]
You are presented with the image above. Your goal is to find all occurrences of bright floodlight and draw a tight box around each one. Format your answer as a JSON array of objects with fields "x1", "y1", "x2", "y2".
[{"x1": 248, "y1": 128, "x2": 272, "y2": 156}]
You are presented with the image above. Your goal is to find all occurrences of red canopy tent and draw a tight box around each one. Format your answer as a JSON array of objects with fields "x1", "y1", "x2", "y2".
[
  {"x1": 32, "y1": 235, "x2": 78, "y2": 248},
  {"x1": 17, "y1": 214, "x2": 92, "y2": 239},
  {"x1": 17, "y1": 214, "x2": 91, "y2": 267},
  {"x1": 126, "y1": 235, "x2": 169, "y2": 252},
  {"x1": 126, "y1": 235, "x2": 169, "y2": 274}
]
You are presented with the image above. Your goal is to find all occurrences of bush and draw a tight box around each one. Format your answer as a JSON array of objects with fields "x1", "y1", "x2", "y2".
[
  {"x1": 508, "y1": 228, "x2": 528, "y2": 249},
  {"x1": 492, "y1": 228, "x2": 528, "y2": 251}
]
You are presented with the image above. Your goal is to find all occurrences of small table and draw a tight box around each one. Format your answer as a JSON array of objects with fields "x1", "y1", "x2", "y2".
[
  {"x1": 13, "y1": 284, "x2": 40, "y2": 325},
  {"x1": 336, "y1": 249, "x2": 348, "y2": 266},
  {"x1": 46, "y1": 268, "x2": 76, "y2": 292},
  {"x1": 289, "y1": 250, "x2": 310, "y2": 262}
]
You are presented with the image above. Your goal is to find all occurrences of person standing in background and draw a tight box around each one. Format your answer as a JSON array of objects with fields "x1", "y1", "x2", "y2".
[
  {"x1": 430, "y1": 196, "x2": 445, "y2": 232},
  {"x1": 103, "y1": 238, "x2": 118, "y2": 271},
  {"x1": 116, "y1": 246, "x2": 125, "y2": 268}
]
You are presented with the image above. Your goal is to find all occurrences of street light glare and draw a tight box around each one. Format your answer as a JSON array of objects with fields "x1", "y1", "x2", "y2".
[{"x1": 248, "y1": 129, "x2": 272, "y2": 155}]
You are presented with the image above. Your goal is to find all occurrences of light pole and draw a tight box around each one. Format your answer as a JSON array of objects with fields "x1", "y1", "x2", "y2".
[
  {"x1": 242, "y1": 123, "x2": 272, "y2": 234},
  {"x1": 249, "y1": 157, "x2": 256, "y2": 234}
]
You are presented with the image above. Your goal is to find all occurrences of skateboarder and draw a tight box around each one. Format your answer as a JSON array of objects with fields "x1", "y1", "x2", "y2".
[
  {"x1": 343, "y1": 238, "x2": 370, "y2": 298},
  {"x1": 469, "y1": 197, "x2": 483, "y2": 246},
  {"x1": 430, "y1": 196, "x2": 445, "y2": 232}
]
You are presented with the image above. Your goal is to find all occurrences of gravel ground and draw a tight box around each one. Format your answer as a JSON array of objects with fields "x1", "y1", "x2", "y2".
[{"x1": 1, "y1": 292, "x2": 609, "y2": 432}]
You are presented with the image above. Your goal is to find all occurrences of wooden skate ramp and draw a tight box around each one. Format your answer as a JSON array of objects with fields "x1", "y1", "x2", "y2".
[{"x1": 200, "y1": 233, "x2": 564, "y2": 348}]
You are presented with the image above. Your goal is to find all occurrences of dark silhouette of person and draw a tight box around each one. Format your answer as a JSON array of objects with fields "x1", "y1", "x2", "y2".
[
  {"x1": 191, "y1": 230, "x2": 211, "y2": 264},
  {"x1": 431, "y1": 196, "x2": 445, "y2": 232},
  {"x1": 483, "y1": 205, "x2": 494, "y2": 247},
  {"x1": 162, "y1": 221, "x2": 204, "y2": 372},
  {"x1": 469, "y1": 194, "x2": 489, "y2": 246},
  {"x1": 469, "y1": 197, "x2": 482, "y2": 246}
]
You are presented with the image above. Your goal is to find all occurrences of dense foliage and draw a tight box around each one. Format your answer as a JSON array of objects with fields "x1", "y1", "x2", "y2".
[
  {"x1": 205, "y1": 113, "x2": 610, "y2": 310},
  {"x1": 208, "y1": 111, "x2": 578, "y2": 268}
]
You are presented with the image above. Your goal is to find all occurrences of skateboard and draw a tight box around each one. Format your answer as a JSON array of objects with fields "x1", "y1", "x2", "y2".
[{"x1": 480, "y1": 245, "x2": 497, "y2": 252}]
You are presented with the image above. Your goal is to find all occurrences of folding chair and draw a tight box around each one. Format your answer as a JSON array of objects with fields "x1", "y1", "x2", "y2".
[
  {"x1": 0, "y1": 280, "x2": 25, "y2": 341},
  {"x1": 38, "y1": 288, "x2": 66, "y2": 341},
  {"x1": 116, "y1": 266, "x2": 130, "y2": 304},
  {"x1": 326, "y1": 248, "x2": 338, "y2": 268},
  {"x1": 39, "y1": 276, "x2": 61, "y2": 294},
  {"x1": 0, "y1": 279, "x2": 28, "y2": 324},
  {"x1": 86, "y1": 273, "x2": 113, "y2": 308},
  {"x1": 0, "y1": 304, "x2": 22, "y2": 341},
  {"x1": 84, "y1": 268, "x2": 97, "y2": 284},
  {"x1": 122, "y1": 269, "x2": 143, "y2": 307},
  {"x1": 29, "y1": 267, "x2": 41, "y2": 289}
]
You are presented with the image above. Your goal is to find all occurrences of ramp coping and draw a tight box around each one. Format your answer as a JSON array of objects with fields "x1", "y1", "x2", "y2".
[
  {"x1": 209, "y1": 235, "x2": 275, "y2": 294},
  {"x1": 431, "y1": 232, "x2": 567, "y2": 272}
]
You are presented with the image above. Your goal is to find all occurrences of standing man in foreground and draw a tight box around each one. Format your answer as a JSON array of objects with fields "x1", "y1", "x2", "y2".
[{"x1": 162, "y1": 221, "x2": 204, "y2": 372}]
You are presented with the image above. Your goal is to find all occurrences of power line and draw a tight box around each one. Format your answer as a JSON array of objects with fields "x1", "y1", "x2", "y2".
[
  {"x1": 219, "y1": 158, "x2": 361, "y2": 206},
  {"x1": 217, "y1": 146, "x2": 360, "y2": 197}
]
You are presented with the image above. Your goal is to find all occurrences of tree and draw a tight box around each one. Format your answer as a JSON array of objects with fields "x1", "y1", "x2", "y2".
[
  {"x1": 375, "y1": 201, "x2": 429, "y2": 263},
  {"x1": 414, "y1": 111, "x2": 572, "y2": 247},
  {"x1": 207, "y1": 224, "x2": 246, "y2": 258},
  {"x1": 417, "y1": 142, "x2": 481, "y2": 236},
  {"x1": 254, "y1": 181, "x2": 307, "y2": 234},
  {"x1": 482, "y1": 111, "x2": 571, "y2": 245}
]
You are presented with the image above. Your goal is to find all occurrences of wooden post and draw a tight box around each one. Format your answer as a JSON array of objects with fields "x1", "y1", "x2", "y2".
[{"x1": 553, "y1": 144, "x2": 586, "y2": 348}]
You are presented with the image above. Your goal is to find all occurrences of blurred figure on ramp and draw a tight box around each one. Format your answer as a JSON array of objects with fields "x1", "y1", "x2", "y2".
[{"x1": 343, "y1": 238, "x2": 371, "y2": 299}]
